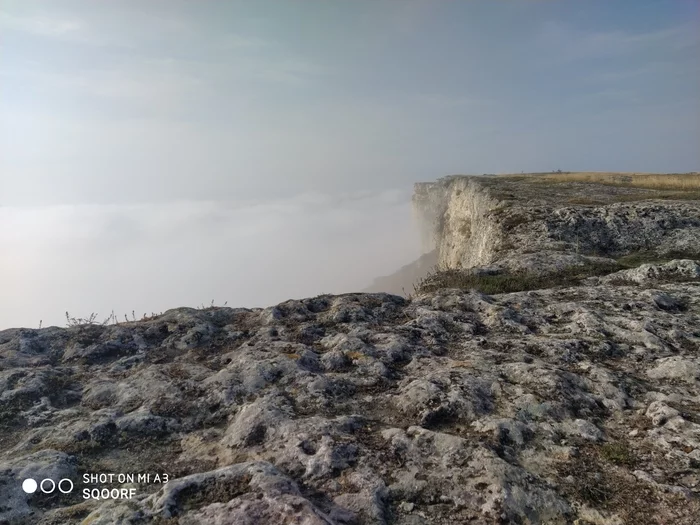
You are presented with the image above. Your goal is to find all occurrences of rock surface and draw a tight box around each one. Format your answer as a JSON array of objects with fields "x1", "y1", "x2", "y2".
[
  {"x1": 373, "y1": 175, "x2": 700, "y2": 298},
  {"x1": 413, "y1": 175, "x2": 700, "y2": 274},
  {"x1": 1, "y1": 264, "x2": 699, "y2": 524},
  {"x1": 2, "y1": 174, "x2": 700, "y2": 524}
]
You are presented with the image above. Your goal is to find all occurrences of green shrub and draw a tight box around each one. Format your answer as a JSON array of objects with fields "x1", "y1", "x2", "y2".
[
  {"x1": 414, "y1": 263, "x2": 617, "y2": 295},
  {"x1": 617, "y1": 250, "x2": 700, "y2": 268},
  {"x1": 600, "y1": 442, "x2": 636, "y2": 467}
]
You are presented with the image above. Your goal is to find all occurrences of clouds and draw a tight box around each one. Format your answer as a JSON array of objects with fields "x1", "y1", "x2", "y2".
[
  {"x1": 0, "y1": 9, "x2": 83, "y2": 37},
  {"x1": 537, "y1": 20, "x2": 698, "y2": 64},
  {"x1": 2, "y1": 1, "x2": 698, "y2": 209},
  {"x1": 3, "y1": 60, "x2": 205, "y2": 116},
  {"x1": 0, "y1": 1, "x2": 699, "y2": 328},
  {"x1": 0, "y1": 190, "x2": 422, "y2": 329}
]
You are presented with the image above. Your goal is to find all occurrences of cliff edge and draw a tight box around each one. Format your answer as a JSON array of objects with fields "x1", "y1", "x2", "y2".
[
  {"x1": 416, "y1": 174, "x2": 700, "y2": 272},
  {"x1": 1, "y1": 173, "x2": 699, "y2": 525},
  {"x1": 367, "y1": 173, "x2": 700, "y2": 294}
]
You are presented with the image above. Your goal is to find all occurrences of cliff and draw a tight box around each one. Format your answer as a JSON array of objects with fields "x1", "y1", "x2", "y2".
[
  {"x1": 426, "y1": 175, "x2": 699, "y2": 264},
  {"x1": 404, "y1": 174, "x2": 700, "y2": 290},
  {"x1": 1, "y1": 173, "x2": 700, "y2": 525}
]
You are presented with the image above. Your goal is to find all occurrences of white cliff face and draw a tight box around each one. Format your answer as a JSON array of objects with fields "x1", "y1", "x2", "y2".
[
  {"x1": 412, "y1": 176, "x2": 503, "y2": 268},
  {"x1": 412, "y1": 175, "x2": 700, "y2": 274},
  {"x1": 434, "y1": 177, "x2": 502, "y2": 269}
]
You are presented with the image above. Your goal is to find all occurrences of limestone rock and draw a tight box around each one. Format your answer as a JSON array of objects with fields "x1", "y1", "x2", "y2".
[
  {"x1": 2, "y1": 174, "x2": 700, "y2": 524},
  {"x1": 411, "y1": 175, "x2": 700, "y2": 273},
  {"x1": 1, "y1": 278, "x2": 699, "y2": 524}
]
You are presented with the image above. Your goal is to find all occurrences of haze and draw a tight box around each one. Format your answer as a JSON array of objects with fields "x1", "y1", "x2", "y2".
[{"x1": 1, "y1": 0, "x2": 699, "y2": 329}]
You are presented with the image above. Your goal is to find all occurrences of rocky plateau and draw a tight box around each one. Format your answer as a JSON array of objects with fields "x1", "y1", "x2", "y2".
[{"x1": 1, "y1": 174, "x2": 699, "y2": 525}]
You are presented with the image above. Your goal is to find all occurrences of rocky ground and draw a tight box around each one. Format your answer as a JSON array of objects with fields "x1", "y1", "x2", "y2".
[
  {"x1": 1, "y1": 259, "x2": 699, "y2": 524},
  {"x1": 395, "y1": 175, "x2": 700, "y2": 300}
]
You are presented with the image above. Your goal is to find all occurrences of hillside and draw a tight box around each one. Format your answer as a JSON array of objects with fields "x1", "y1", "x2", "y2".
[
  {"x1": 1, "y1": 173, "x2": 699, "y2": 524},
  {"x1": 377, "y1": 172, "x2": 700, "y2": 295}
]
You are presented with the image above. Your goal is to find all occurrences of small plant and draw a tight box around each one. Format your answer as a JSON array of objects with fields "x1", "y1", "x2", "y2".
[
  {"x1": 102, "y1": 310, "x2": 118, "y2": 325},
  {"x1": 600, "y1": 442, "x2": 635, "y2": 467},
  {"x1": 65, "y1": 311, "x2": 99, "y2": 327},
  {"x1": 65, "y1": 308, "x2": 166, "y2": 327},
  {"x1": 140, "y1": 312, "x2": 163, "y2": 322},
  {"x1": 120, "y1": 311, "x2": 137, "y2": 323},
  {"x1": 66, "y1": 310, "x2": 123, "y2": 327},
  {"x1": 198, "y1": 300, "x2": 229, "y2": 310}
]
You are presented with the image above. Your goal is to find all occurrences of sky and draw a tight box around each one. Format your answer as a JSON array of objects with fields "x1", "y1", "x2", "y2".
[{"x1": 1, "y1": 0, "x2": 699, "y2": 328}]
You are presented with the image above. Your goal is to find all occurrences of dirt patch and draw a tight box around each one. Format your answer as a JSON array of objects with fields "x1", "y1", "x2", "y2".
[
  {"x1": 557, "y1": 443, "x2": 699, "y2": 524},
  {"x1": 175, "y1": 473, "x2": 253, "y2": 513}
]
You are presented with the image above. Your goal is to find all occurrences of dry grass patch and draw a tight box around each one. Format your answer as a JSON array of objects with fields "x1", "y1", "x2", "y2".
[
  {"x1": 599, "y1": 441, "x2": 636, "y2": 467},
  {"x1": 617, "y1": 250, "x2": 700, "y2": 268},
  {"x1": 557, "y1": 443, "x2": 700, "y2": 524},
  {"x1": 566, "y1": 197, "x2": 606, "y2": 205},
  {"x1": 529, "y1": 172, "x2": 700, "y2": 191},
  {"x1": 618, "y1": 190, "x2": 700, "y2": 201},
  {"x1": 414, "y1": 262, "x2": 618, "y2": 295}
]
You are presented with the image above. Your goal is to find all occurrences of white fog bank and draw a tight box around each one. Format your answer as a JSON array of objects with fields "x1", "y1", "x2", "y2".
[{"x1": 0, "y1": 189, "x2": 423, "y2": 330}]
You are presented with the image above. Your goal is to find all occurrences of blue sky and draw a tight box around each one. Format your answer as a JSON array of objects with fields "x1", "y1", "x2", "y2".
[
  {"x1": 1, "y1": 0, "x2": 698, "y2": 205},
  {"x1": 0, "y1": 1, "x2": 698, "y2": 328}
]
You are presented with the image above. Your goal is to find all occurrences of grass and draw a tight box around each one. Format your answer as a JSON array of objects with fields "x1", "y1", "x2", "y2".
[
  {"x1": 599, "y1": 441, "x2": 636, "y2": 467},
  {"x1": 414, "y1": 252, "x2": 700, "y2": 295},
  {"x1": 65, "y1": 309, "x2": 147, "y2": 327},
  {"x1": 617, "y1": 250, "x2": 700, "y2": 268},
  {"x1": 565, "y1": 197, "x2": 606, "y2": 205},
  {"x1": 513, "y1": 172, "x2": 700, "y2": 191},
  {"x1": 614, "y1": 190, "x2": 700, "y2": 201},
  {"x1": 413, "y1": 262, "x2": 617, "y2": 295},
  {"x1": 556, "y1": 442, "x2": 700, "y2": 524},
  {"x1": 61, "y1": 300, "x2": 229, "y2": 328}
]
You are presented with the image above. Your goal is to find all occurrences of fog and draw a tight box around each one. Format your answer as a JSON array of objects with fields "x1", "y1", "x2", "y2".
[
  {"x1": 0, "y1": 190, "x2": 422, "y2": 329},
  {"x1": 1, "y1": 1, "x2": 698, "y2": 329}
]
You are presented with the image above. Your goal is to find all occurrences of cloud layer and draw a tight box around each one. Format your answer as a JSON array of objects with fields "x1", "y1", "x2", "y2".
[
  {"x1": 0, "y1": 190, "x2": 422, "y2": 329},
  {"x1": 1, "y1": 1, "x2": 698, "y2": 328},
  {"x1": 2, "y1": 1, "x2": 698, "y2": 207}
]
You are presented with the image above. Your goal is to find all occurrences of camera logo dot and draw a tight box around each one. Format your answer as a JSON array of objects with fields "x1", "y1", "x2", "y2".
[
  {"x1": 22, "y1": 478, "x2": 74, "y2": 494},
  {"x1": 40, "y1": 479, "x2": 55, "y2": 493},
  {"x1": 22, "y1": 479, "x2": 37, "y2": 494},
  {"x1": 58, "y1": 479, "x2": 74, "y2": 494}
]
